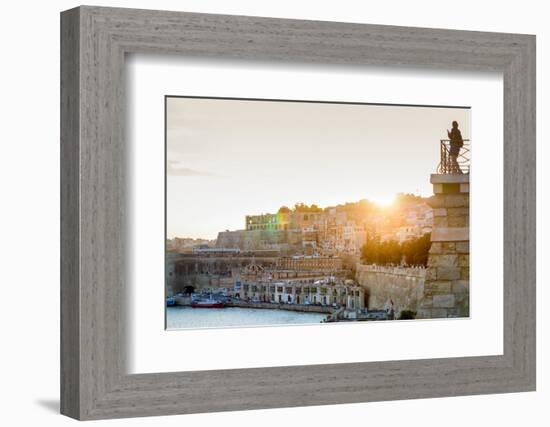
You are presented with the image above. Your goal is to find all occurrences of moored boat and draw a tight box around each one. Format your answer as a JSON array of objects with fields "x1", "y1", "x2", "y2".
[{"x1": 191, "y1": 298, "x2": 225, "y2": 308}]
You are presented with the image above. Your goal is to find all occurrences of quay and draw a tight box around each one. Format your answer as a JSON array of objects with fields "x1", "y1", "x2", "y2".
[
  {"x1": 172, "y1": 296, "x2": 389, "y2": 322},
  {"x1": 226, "y1": 300, "x2": 334, "y2": 314},
  {"x1": 174, "y1": 296, "x2": 334, "y2": 314}
]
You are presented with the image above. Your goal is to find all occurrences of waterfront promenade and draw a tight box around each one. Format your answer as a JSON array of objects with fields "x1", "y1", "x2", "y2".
[{"x1": 174, "y1": 296, "x2": 334, "y2": 314}]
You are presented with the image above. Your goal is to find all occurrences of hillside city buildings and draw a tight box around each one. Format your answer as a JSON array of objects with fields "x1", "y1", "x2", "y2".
[
  {"x1": 214, "y1": 198, "x2": 433, "y2": 255},
  {"x1": 166, "y1": 198, "x2": 433, "y2": 315}
]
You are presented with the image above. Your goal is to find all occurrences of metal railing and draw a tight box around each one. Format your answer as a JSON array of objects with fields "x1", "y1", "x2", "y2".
[{"x1": 437, "y1": 139, "x2": 470, "y2": 175}]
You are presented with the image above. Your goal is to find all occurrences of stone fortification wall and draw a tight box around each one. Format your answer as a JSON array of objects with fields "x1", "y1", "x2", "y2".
[{"x1": 355, "y1": 264, "x2": 426, "y2": 315}]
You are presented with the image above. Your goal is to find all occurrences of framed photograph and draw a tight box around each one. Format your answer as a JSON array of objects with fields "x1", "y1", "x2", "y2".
[
  {"x1": 61, "y1": 6, "x2": 536, "y2": 420},
  {"x1": 164, "y1": 96, "x2": 471, "y2": 329}
]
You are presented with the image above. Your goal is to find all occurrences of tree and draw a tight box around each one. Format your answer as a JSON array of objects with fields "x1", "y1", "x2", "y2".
[
  {"x1": 361, "y1": 235, "x2": 381, "y2": 264},
  {"x1": 293, "y1": 203, "x2": 322, "y2": 213},
  {"x1": 402, "y1": 233, "x2": 431, "y2": 266},
  {"x1": 382, "y1": 240, "x2": 402, "y2": 264},
  {"x1": 361, "y1": 233, "x2": 431, "y2": 267}
]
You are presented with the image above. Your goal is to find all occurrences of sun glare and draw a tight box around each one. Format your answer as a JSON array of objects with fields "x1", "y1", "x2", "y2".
[{"x1": 371, "y1": 195, "x2": 396, "y2": 208}]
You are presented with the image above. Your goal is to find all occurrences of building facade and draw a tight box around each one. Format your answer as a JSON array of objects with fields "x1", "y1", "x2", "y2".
[
  {"x1": 239, "y1": 276, "x2": 364, "y2": 310},
  {"x1": 276, "y1": 255, "x2": 343, "y2": 271}
]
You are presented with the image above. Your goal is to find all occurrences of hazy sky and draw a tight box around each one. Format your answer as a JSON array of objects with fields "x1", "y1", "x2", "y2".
[{"x1": 167, "y1": 97, "x2": 470, "y2": 239}]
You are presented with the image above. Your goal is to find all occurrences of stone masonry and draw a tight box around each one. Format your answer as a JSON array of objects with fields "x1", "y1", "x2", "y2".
[
  {"x1": 418, "y1": 174, "x2": 470, "y2": 318},
  {"x1": 355, "y1": 264, "x2": 425, "y2": 316}
]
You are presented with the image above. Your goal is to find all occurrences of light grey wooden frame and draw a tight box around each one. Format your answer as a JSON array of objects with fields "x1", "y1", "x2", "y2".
[{"x1": 61, "y1": 5, "x2": 536, "y2": 421}]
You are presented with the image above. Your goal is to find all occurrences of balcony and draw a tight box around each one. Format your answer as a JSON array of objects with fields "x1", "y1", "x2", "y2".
[{"x1": 437, "y1": 139, "x2": 470, "y2": 175}]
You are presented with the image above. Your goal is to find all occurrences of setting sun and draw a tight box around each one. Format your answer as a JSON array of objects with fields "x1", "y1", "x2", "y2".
[{"x1": 370, "y1": 194, "x2": 396, "y2": 208}]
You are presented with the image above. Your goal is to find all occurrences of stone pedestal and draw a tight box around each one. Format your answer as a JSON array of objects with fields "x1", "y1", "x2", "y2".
[{"x1": 418, "y1": 174, "x2": 470, "y2": 319}]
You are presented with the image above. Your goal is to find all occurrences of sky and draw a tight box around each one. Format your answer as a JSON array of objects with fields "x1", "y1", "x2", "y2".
[{"x1": 166, "y1": 97, "x2": 470, "y2": 239}]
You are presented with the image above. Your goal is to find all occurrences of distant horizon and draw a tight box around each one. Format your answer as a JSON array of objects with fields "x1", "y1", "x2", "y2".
[{"x1": 167, "y1": 97, "x2": 470, "y2": 240}]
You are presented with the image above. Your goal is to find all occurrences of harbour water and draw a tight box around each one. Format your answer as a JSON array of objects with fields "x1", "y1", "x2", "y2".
[{"x1": 166, "y1": 306, "x2": 328, "y2": 329}]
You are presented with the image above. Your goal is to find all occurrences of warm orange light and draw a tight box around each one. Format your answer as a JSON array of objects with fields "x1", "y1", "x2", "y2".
[{"x1": 371, "y1": 195, "x2": 396, "y2": 208}]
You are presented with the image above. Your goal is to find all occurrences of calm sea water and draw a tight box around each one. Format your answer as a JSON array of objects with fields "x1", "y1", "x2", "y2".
[{"x1": 166, "y1": 306, "x2": 328, "y2": 329}]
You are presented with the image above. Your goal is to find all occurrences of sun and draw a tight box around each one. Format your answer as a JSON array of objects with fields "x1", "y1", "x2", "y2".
[{"x1": 370, "y1": 194, "x2": 396, "y2": 208}]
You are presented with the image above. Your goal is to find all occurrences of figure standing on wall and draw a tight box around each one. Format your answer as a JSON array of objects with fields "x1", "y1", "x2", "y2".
[
  {"x1": 447, "y1": 121, "x2": 464, "y2": 174},
  {"x1": 385, "y1": 298, "x2": 395, "y2": 320}
]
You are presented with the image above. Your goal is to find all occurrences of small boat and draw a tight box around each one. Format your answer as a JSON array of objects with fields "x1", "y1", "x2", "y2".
[
  {"x1": 166, "y1": 296, "x2": 176, "y2": 307},
  {"x1": 191, "y1": 298, "x2": 225, "y2": 308}
]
